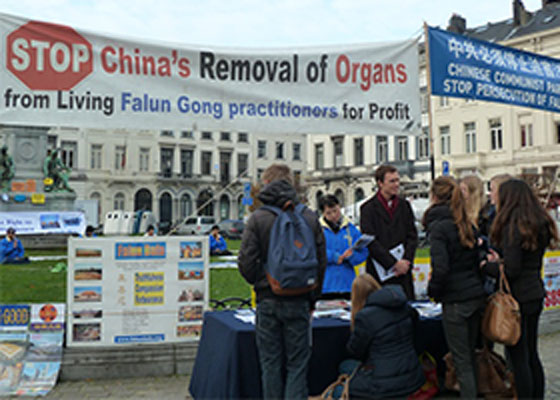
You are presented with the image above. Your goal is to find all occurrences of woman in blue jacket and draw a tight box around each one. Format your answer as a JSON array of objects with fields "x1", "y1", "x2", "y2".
[{"x1": 319, "y1": 195, "x2": 368, "y2": 297}]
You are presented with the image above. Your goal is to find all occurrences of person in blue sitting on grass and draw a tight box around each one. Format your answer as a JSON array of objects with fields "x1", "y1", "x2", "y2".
[
  {"x1": 1, "y1": 227, "x2": 29, "y2": 264},
  {"x1": 319, "y1": 194, "x2": 368, "y2": 299},
  {"x1": 209, "y1": 225, "x2": 232, "y2": 256}
]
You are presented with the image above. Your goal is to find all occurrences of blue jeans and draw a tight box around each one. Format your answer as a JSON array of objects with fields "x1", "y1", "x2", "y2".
[{"x1": 256, "y1": 298, "x2": 311, "y2": 400}]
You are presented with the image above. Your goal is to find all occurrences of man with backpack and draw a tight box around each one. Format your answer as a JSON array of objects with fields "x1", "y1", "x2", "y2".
[{"x1": 238, "y1": 163, "x2": 327, "y2": 400}]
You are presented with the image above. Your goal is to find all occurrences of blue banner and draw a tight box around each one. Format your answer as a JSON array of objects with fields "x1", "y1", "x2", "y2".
[{"x1": 428, "y1": 26, "x2": 560, "y2": 112}]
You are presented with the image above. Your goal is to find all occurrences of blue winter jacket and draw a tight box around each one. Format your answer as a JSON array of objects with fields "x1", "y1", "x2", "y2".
[
  {"x1": 1, "y1": 237, "x2": 24, "y2": 261},
  {"x1": 209, "y1": 235, "x2": 227, "y2": 253},
  {"x1": 320, "y1": 216, "x2": 368, "y2": 293}
]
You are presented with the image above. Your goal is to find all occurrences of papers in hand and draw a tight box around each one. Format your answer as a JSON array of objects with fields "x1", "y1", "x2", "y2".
[
  {"x1": 372, "y1": 243, "x2": 404, "y2": 282},
  {"x1": 352, "y1": 234, "x2": 375, "y2": 251}
]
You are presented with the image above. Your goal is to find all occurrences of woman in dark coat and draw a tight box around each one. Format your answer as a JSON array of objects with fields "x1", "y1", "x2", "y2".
[
  {"x1": 345, "y1": 274, "x2": 425, "y2": 399},
  {"x1": 483, "y1": 179, "x2": 558, "y2": 399},
  {"x1": 424, "y1": 176, "x2": 486, "y2": 398}
]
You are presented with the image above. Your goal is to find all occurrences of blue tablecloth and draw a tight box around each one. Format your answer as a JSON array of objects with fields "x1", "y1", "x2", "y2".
[{"x1": 189, "y1": 310, "x2": 447, "y2": 399}]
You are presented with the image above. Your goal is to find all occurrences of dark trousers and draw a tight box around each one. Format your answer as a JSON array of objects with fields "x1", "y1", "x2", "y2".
[
  {"x1": 507, "y1": 299, "x2": 544, "y2": 399},
  {"x1": 442, "y1": 297, "x2": 486, "y2": 398},
  {"x1": 256, "y1": 298, "x2": 311, "y2": 400}
]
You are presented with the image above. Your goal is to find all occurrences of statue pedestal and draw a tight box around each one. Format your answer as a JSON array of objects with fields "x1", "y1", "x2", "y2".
[{"x1": 0, "y1": 125, "x2": 76, "y2": 213}]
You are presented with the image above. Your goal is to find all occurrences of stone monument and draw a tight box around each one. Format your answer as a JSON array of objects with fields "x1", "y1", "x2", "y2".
[{"x1": 0, "y1": 125, "x2": 76, "y2": 212}]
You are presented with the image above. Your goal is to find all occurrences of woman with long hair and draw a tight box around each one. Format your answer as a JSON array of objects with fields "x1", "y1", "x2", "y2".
[
  {"x1": 424, "y1": 176, "x2": 486, "y2": 398},
  {"x1": 459, "y1": 175, "x2": 488, "y2": 233},
  {"x1": 344, "y1": 275, "x2": 424, "y2": 399},
  {"x1": 483, "y1": 179, "x2": 559, "y2": 399}
]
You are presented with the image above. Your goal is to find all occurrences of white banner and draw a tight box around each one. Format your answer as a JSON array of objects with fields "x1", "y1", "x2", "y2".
[
  {"x1": 0, "y1": 211, "x2": 85, "y2": 235},
  {"x1": 66, "y1": 236, "x2": 209, "y2": 346},
  {"x1": 0, "y1": 12, "x2": 420, "y2": 135}
]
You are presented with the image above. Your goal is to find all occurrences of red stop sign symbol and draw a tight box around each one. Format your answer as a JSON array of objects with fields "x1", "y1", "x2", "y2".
[{"x1": 6, "y1": 20, "x2": 93, "y2": 90}]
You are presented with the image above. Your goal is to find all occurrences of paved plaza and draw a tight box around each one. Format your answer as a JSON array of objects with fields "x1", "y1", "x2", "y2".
[{"x1": 0, "y1": 330, "x2": 558, "y2": 399}]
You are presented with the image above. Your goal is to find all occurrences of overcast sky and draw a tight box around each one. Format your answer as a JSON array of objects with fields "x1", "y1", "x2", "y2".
[{"x1": 0, "y1": 0, "x2": 545, "y2": 47}]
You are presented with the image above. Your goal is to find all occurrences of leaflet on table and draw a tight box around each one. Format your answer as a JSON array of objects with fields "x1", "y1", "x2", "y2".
[
  {"x1": 372, "y1": 243, "x2": 404, "y2": 282},
  {"x1": 312, "y1": 309, "x2": 351, "y2": 320},
  {"x1": 352, "y1": 234, "x2": 375, "y2": 251},
  {"x1": 234, "y1": 309, "x2": 255, "y2": 324},
  {"x1": 410, "y1": 302, "x2": 442, "y2": 318}
]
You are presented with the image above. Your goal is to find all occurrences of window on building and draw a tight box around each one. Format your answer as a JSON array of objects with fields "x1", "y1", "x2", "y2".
[
  {"x1": 292, "y1": 143, "x2": 301, "y2": 161},
  {"x1": 114, "y1": 145, "x2": 126, "y2": 170},
  {"x1": 238, "y1": 132, "x2": 248, "y2": 143},
  {"x1": 180, "y1": 194, "x2": 192, "y2": 219},
  {"x1": 90, "y1": 144, "x2": 102, "y2": 169},
  {"x1": 439, "y1": 96, "x2": 449, "y2": 107},
  {"x1": 160, "y1": 130, "x2": 174, "y2": 137},
  {"x1": 61, "y1": 141, "x2": 77, "y2": 168},
  {"x1": 417, "y1": 129, "x2": 430, "y2": 159},
  {"x1": 180, "y1": 149, "x2": 193, "y2": 176},
  {"x1": 520, "y1": 123, "x2": 533, "y2": 148},
  {"x1": 238, "y1": 153, "x2": 248, "y2": 176},
  {"x1": 181, "y1": 130, "x2": 193, "y2": 139},
  {"x1": 294, "y1": 170, "x2": 301, "y2": 186},
  {"x1": 396, "y1": 136, "x2": 408, "y2": 161},
  {"x1": 464, "y1": 122, "x2": 476, "y2": 154},
  {"x1": 258, "y1": 140, "x2": 267, "y2": 158},
  {"x1": 257, "y1": 168, "x2": 264, "y2": 180},
  {"x1": 315, "y1": 143, "x2": 324, "y2": 169},
  {"x1": 421, "y1": 92, "x2": 429, "y2": 113},
  {"x1": 354, "y1": 138, "x2": 364, "y2": 166},
  {"x1": 275, "y1": 142, "x2": 284, "y2": 159},
  {"x1": 333, "y1": 137, "x2": 343, "y2": 167},
  {"x1": 201, "y1": 131, "x2": 212, "y2": 140},
  {"x1": 220, "y1": 131, "x2": 231, "y2": 141},
  {"x1": 334, "y1": 189, "x2": 345, "y2": 207},
  {"x1": 556, "y1": 122, "x2": 560, "y2": 144},
  {"x1": 139, "y1": 148, "x2": 150, "y2": 172},
  {"x1": 201, "y1": 151, "x2": 212, "y2": 175},
  {"x1": 160, "y1": 147, "x2": 174, "y2": 177},
  {"x1": 440, "y1": 126, "x2": 450, "y2": 155},
  {"x1": 114, "y1": 193, "x2": 125, "y2": 210},
  {"x1": 377, "y1": 136, "x2": 388, "y2": 163},
  {"x1": 490, "y1": 119, "x2": 503, "y2": 150}
]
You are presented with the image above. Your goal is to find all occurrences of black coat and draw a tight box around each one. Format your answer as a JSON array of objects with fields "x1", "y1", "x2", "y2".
[
  {"x1": 425, "y1": 204, "x2": 485, "y2": 303},
  {"x1": 237, "y1": 180, "x2": 327, "y2": 307},
  {"x1": 347, "y1": 285, "x2": 425, "y2": 399},
  {"x1": 485, "y1": 221, "x2": 549, "y2": 304},
  {"x1": 360, "y1": 194, "x2": 418, "y2": 299}
]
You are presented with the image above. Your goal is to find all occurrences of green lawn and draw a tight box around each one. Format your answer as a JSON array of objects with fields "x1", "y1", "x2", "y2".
[{"x1": 0, "y1": 241, "x2": 428, "y2": 304}]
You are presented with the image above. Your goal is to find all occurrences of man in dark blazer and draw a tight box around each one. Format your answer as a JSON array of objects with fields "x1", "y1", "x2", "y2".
[{"x1": 360, "y1": 164, "x2": 418, "y2": 299}]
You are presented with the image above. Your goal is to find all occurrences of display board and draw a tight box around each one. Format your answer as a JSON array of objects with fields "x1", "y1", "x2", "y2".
[
  {"x1": 0, "y1": 303, "x2": 65, "y2": 397},
  {"x1": 66, "y1": 236, "x2": 209, "y2": 346}
]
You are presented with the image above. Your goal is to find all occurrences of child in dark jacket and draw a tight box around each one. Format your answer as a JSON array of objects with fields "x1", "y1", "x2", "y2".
[{"x1": 343, "y1": 274, "x2": 425, "y2": 399}]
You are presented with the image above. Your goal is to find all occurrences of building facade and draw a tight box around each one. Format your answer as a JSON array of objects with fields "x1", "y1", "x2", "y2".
[{"x1": 46, "y1": 127, "x2": 306, "y2": 228}]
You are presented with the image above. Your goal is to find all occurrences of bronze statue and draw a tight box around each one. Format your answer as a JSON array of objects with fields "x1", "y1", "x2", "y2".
[
  {"x1": 0, "y1": 146, "x2": 14, "y2": 192},
  {"x1": 44, "y1": 148, "x2": 73, "y2": 192}
]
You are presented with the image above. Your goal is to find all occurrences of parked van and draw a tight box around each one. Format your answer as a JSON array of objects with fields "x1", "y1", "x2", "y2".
[{"x1": 176, "y1": 216, "x2": 216, "y2": 235}]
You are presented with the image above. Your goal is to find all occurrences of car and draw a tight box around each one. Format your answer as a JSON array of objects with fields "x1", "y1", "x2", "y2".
[
  {"x1": 176, "y1": 216, "x2": 216, "y2": 235},
  {"x1": 218, "y1": 219, "x2": 245, "y2": 239}
]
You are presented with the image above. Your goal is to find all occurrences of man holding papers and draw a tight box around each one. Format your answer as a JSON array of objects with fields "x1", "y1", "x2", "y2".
[{"x1": 360, "y1": 165, "x2": 418, "y2": 299}]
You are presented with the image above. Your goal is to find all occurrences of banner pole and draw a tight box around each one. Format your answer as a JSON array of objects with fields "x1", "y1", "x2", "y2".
[{"x1": 423, "y1": 22, "x2": 436, "y2": 180}]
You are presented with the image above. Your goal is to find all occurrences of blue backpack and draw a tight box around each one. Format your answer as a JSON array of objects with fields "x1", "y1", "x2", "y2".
[{"x1": 261, "y1": 203, "x2": 319, "y2": 296}]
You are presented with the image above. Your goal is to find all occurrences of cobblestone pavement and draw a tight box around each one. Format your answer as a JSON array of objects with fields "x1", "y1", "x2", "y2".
[{"x1": 1, "y1": 331, "x2": 558, "y2": 400}]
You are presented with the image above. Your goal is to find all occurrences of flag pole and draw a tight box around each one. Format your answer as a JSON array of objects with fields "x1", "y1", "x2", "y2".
[{"x1": 423, "y1": 22, "x2": 436, "y2": 180}]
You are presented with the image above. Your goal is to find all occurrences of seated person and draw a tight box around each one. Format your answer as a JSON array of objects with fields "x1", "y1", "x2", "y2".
[
  {"x1": 1, "y1": 227, "x2": 30, "y2": 264},
  {"x1": 84, "y1": 225, "x2": 97, "y2": 238},
  {"x1": 343, "y1": 274, "x2": 425, "y2": 399},
  {"x1": 209, "y1": 225, "x2": 232, "y2": 256},
  {"x1": 319, "y1": 194, "x2": 368, "y2": 299},
  {"x1": 144, "y1": 224, "x2": 156, "y2": 237}
]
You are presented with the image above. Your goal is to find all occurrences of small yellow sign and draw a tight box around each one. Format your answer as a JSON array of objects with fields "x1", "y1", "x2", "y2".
[{"x1": 31, "y1": 193, "x2": 45, "y2": 204}]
